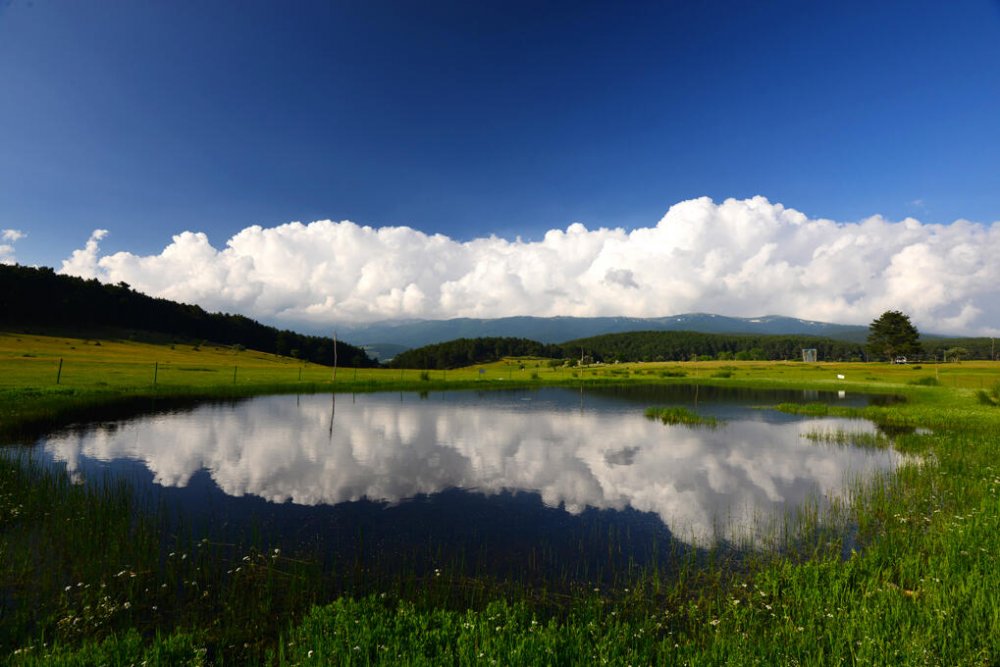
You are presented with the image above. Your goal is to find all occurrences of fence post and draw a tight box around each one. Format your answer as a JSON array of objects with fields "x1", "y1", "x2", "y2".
[
  {"x1": 153, "y1": 361, "x2": 158, "y2": 386},
  {"x1": 56, "y1": 358, "x2": 63, "y2": 385}
]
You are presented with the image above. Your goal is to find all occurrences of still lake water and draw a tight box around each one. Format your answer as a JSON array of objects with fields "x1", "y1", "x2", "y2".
[{"x1": 33, "y1": 385, "x2": 904, "y2": 582}]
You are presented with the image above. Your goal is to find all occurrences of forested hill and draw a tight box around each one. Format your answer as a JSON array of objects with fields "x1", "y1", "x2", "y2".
[
  {"x1": 388, "y1": 330, "x2": 871, "y2": 369},
  {"x1": 387, "y1": 337, "x2": 564, "y2": 369},
  {"x1": 564, "y1": 330, "x2": 998, "y2": 363},
  {"x1": 0, "y1": 264, "x2": 377, "y2": 367},
  {"x1": 561, "y1": 331, "x2": 866, "y2": 363}
]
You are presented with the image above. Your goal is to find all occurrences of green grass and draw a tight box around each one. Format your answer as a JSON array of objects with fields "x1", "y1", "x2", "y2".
[
  {"x1": 802, "y1": 427, "x2": 892, "y2": 449},
  {"x1": 3, "y1": 331, "x2": 1000, "y2": 664},
  {"x1": 775, "y1": 401, "x2": 833, "y2": 417},
  {"x1": 644, "y1": 406, "x2": 719, "y2": 427}
]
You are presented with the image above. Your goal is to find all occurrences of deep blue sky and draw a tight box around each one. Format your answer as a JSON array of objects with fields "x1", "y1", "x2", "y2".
[{"x1": 3, "y1": 0, "x2": 999, "y2": 268}]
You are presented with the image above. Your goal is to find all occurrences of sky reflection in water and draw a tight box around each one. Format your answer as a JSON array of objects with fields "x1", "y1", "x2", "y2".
[{"x1": 40, "y1": 387, "x2": 903, "y2": 548}]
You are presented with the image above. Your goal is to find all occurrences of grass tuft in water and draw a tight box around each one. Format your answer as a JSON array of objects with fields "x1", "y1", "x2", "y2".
[
  {"x1": 775, "y1": 402, "x2": 830, "y2": 416},
  {"x1": 802, "y1": 428, "x2": 891, "y2": 449},
  {"x1": 644, "y1": 406, "x2": 718, "y2": 427}
]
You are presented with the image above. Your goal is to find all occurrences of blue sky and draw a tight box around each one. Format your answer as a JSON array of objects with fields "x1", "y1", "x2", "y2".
[{"x1": 3, "y1": 1, "x2": 1000, "y2": 332}]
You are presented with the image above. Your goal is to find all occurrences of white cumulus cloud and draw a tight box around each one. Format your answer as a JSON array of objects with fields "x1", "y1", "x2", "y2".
[
  {"x1": 56, "y1": 196, "x2": 1000, "y2": 334},
  {"x1": 1, "y1": 228, "x2": 26, "y2": 265},
  {"x1": 59, "y1": 229, "x2": 109, "y2": 277}
]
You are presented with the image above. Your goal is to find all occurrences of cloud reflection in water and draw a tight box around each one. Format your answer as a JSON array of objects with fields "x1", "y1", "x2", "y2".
[{"x1": 42, "y1": 390, "x2": 902, "y2": 544}]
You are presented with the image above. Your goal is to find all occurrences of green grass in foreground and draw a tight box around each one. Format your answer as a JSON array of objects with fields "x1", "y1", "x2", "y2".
[{"x1": 3, "y1": 332, "x2": 1000, "y2": 664}]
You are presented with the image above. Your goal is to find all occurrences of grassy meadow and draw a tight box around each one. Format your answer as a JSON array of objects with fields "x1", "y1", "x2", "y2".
[{"x1": 2, "y1": 330, "x2": 1000, "y2": 664}]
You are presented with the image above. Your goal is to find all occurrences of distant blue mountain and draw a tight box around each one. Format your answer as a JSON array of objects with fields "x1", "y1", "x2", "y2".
[{"x1": 340, "y1": 314, "x2": 870, "y2": 359}]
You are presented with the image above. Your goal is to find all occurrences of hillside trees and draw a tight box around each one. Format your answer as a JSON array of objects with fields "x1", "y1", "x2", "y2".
[
  {"x1": 388, "y1": 337, "x2": 565, "y2": 369},
  {"x1": 559, "y1": 331, "x2": 865, "y2": 363},
  {"x1": 0, "y1": 264, "x2": 376, "y2": 367},
  {"x1": 389, "y1": 331, "x2": 867, "y2": 368}
]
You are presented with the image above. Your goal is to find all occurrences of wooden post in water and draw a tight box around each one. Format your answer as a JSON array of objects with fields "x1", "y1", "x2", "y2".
[{"x1": 56, "y1": 358, "x2": 63, "y2": 385}]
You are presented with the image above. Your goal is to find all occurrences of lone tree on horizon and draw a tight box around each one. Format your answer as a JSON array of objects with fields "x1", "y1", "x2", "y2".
[{"x1": 867, "y1": 310, "x2": 922, "y2": 361}]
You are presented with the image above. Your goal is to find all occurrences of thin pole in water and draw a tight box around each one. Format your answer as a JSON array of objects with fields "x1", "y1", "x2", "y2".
[
  {"x1": 330, "y1": 393, "x2": 337, "y2": 440},
  {"x1": 56, "y1": 357, "x2": 63, "y2": 385},
  {"x1": 153, "y1": 361, "x2": 158, "y2": 386}
]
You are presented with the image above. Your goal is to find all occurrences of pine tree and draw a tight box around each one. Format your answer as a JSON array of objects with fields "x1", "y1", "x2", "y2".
[{"x1": 867, "y1": 310, "x2": 922, "y2": 362}]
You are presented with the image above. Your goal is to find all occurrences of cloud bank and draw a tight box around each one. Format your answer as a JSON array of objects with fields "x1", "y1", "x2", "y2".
[
  {"x1": 58, "y1": 196, "x2": 1000, "y2": 334},
  {"x1": 1, "y1": 229, "x2": 25, "y2": 265}
]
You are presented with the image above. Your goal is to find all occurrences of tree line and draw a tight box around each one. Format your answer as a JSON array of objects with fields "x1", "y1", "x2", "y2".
[
  {"x1": 864, "y1": 310, "x2": 998, "y2": 362},
  {"x1": 0, "y1": 264, "x2": 377, "y2": 367},
  {"x1": 391, "y1": 312, "x2": 996, "y2": 369},
  {"x1": 561, "y1": 330, "x2": 867, "y2": 363},
  {"x1": 387, "y1": 337, "x2": 565, "y2": 369},
  {"x1": 389, "y1": 310, "x2": 997, "y2": 369},
  {"x1": 387, "y1": 331, "x2": 871, "y2": 369}
]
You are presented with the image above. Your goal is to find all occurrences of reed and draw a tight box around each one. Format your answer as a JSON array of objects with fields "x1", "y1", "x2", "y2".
[{"x1": 644, "y1": 406, "x2": 719, "y2": 427}]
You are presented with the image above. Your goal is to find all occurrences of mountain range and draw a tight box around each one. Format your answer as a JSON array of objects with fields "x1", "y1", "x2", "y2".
[{"x1": 338, "y1": 314, "x2": 871, "y2": 360}]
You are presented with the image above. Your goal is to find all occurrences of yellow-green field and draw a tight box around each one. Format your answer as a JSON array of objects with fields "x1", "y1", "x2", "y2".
[
  {"x1": 4, "y1": 330, "x2": 1000, "y2": 444},
  {"x1": 3, "y1": 330, "x2": 999, "y2": 392}
]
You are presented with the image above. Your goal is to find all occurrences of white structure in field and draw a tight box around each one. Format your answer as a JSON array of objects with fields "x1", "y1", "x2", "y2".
[{"x1": 802, "y1": 348, "x2": 817, "y2": 363}]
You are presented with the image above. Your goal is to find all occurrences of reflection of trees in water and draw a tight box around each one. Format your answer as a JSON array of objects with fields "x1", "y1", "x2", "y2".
[{"x1": 585, "y1": 384, "x2": 904, "y2": 409}]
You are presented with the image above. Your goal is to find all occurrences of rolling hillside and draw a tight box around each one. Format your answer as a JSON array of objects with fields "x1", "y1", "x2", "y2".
[{"x1": 1, "y1": 264, "x2": 377, "y2": 367}]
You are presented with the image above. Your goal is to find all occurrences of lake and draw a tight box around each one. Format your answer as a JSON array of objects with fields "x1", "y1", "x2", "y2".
[{"x1": 29, "y1": 385, "x2": 905, "y2": 585}]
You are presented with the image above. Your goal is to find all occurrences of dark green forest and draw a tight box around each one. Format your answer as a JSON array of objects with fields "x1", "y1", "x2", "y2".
[
  {"x1": 387, "y1": 337, "x2": 565, "y2": 369},
  {"x1": 920, "y1": 338, "x2": 998, "y2": 361},
  {"x1": 389, "y1": 325, "x2": 996, "y2": 369},
  {"x1": 388, "y1": 329, "x2": 999, "y2": 368},
  {"x1": 561, "y1": 330, "x2": 867, "y2": 363},
  {"x1": 0, "y1": 264, "x2": 376, "y2": 367},
  {"x1": 388, "y1": 331, "x2": 872, "y2": 369}
]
